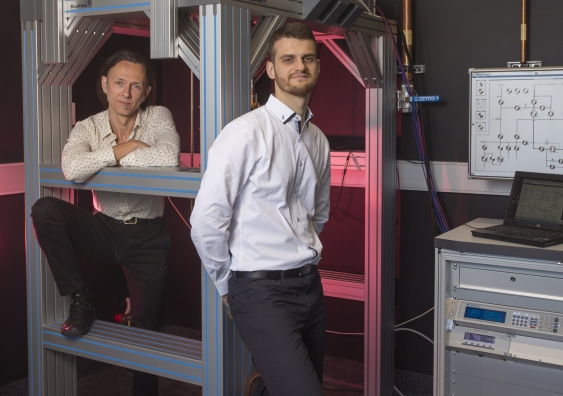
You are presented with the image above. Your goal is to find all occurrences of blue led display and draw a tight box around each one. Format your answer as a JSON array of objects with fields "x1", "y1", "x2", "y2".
[{"x1": 464, "y1": 307, "x2": 506, "y2": 323}]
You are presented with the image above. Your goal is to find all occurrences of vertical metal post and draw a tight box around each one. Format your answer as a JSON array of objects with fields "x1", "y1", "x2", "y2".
[
  {"x1": 23, "y1": 14, "x2": 113, "y2": 395},
  {"x1": 199, "y1": 4, "x2": 254, "y2": 395},
  {"x1": 364, "y1": 33, "x2": 396, "y2": 396},
  {"x1": 151, "y1": 0, "x2": 178, "y2": 58},
  {"x1": 22, "y1": 20, "x2": 45, "y2": 396},
  {"x1": 42, "y1": 0, "x2": 66, "y2": 63}
]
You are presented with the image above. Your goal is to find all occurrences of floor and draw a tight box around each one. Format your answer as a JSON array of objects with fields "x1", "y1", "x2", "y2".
[
  {"x1": 0, "y1": 325, "x2": 432, "y2": 396},
  {"x1": 0, "y1": 363, "x2": 432, "y2": 396}
]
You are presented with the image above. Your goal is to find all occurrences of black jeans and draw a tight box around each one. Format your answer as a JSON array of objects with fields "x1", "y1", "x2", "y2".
[
  {"x1": 228, "y1": 268, "x2": 325, "y2": 396},
  {"x1": 31, "y1": 196, "x2": 171, "y2": 395}
]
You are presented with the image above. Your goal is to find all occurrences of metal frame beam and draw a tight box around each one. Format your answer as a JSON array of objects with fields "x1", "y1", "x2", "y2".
[
  {"x1": 249, "y1": 15, "x2": 286, "y2": 78},
  {"x1": 179, "y1": 13, "x2": 200, "y2": 78},
  {"x1": 364, "y1": 33, "x2": 396, "y2": 395},
  {"x1": 150, "y1": 0, "x2": 178, "y2": 58},
  {"x1": 320, "y1": 37, "x2": 363, "y2": 85},
  {"x1": 346, "y1": 30, "x2": 383, "y2": 88},
  {"x1": 42, "y1": 0, "x2": 66, "y2": 63},
  {"x1": 199, "y1": 5, "x2": 254, "y2": 393}
]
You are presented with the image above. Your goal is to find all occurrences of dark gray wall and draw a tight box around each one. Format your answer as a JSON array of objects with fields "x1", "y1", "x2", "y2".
[{"x1": 1, "y1": 0, "x2": 23, "y2": 164}]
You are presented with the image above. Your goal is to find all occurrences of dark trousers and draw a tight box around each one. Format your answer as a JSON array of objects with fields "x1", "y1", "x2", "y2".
[
  {"x1": 228, "y1": 268, "x2": 325, "y2": 396},
  {"x1": 31, "y1": 196, "x2": 171, "y2": 395}
]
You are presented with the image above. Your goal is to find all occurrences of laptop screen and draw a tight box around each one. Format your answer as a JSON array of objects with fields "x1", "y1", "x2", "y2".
[{"x1": 508, "y1": 173, "x2": 563, "y2": 229}]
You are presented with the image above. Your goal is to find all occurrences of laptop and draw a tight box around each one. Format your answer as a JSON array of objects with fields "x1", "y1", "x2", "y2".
[{"x1": 471, "y1": 171, "x2": 563, "y2": 247}]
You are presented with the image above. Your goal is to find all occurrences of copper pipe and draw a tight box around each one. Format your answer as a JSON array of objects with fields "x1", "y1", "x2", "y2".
[
  {"x1": 402, "y1": 0, "x2": 413, "y2": 82},
  {"x1": 521, "y1": 0, "x2": 527, "y2": 64}
]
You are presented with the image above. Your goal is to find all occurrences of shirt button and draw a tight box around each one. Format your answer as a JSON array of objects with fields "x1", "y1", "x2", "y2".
[
  {"x1": 297, "y1": 217, "x2": 300, "y2": 222},
  {"x1": 299, "y1": 162, "x2": 303, "y2": 167}
]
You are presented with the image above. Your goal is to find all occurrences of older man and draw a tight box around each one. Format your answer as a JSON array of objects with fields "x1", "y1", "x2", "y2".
[{"x1": 31, "y1": 50, "x2": 180, "y2": 396}]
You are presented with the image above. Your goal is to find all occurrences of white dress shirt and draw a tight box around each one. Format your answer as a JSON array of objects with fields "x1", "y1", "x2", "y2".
[
  {"x1": 62, "y1": 106, "x2": 180, "y2": 220},
  {"x1": 190, "y1": 95, "x2": 331, "y2": 296}
]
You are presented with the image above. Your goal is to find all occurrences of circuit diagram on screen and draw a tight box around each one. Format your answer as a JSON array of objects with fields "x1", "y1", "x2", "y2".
[{"x1": 469, "y1": 68, "x2": 563, "y2": 178}]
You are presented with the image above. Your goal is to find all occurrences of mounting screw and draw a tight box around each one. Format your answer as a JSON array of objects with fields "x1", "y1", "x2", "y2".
[
  {"x1": 452, "y1": 369, "x2": 456, "y2": 373},
  {"x1": 452, "y1": 351, "x2": 456, "y2": 355}
]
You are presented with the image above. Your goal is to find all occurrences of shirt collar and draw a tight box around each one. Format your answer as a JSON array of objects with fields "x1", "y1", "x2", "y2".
[
  {"x1": 265, "y1": 94, "x2": 314, "y2": 126},
  {"x1": 101, "y1": 107, "x2": 145, "y2": 138}
]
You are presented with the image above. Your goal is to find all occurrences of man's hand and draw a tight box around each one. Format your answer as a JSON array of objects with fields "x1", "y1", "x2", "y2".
[
  {"x1": 222, "y1": 295, "x2": 233, "y2": 320},
  {"x1": 113, "y1": 140, "x2": 150, "y2": 163}
]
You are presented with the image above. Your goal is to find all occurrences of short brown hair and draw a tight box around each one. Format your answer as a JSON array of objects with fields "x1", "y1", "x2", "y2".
[
  {"x1": 97, "y1": 50, "x2": 156, "y2": 110},
  {"x1": 268, "y1": 23, "x2": 317, "y2": 61}
]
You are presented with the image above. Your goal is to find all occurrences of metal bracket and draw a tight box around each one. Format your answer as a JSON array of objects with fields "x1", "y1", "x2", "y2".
[
  {"x1": 397, "y1": 64, "x2": 425, "y2": 74},
  {"x1": 507, "y1": 61, "x2": 543, "y2": 68},
  {"x1": 397, "y1": 82, "x2": 414, "y2": 113}
]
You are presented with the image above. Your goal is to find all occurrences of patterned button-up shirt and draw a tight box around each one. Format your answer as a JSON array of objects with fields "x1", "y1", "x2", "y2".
[{"x1": 62, "y1": 106, "x2": 180, "y2": 220}]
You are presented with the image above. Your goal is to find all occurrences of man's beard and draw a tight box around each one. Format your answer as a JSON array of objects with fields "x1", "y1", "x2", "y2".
[{"x1": 275, "y1": 72, "x2": 318, "y2": 96}]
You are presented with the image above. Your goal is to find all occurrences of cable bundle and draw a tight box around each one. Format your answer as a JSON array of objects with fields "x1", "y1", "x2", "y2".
[{"x1": 375, "y1": 3, "x2": 449, "y2": 235}]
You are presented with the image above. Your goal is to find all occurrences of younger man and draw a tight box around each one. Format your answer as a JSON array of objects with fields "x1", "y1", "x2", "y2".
[{"x1": 191, "y1": 23, "x2": 330, "y2": 396}]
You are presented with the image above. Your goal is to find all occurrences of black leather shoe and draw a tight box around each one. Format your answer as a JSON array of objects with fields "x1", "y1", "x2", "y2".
[{"x1": 61, "y1": 286, "x2": 96, "y2": 336}]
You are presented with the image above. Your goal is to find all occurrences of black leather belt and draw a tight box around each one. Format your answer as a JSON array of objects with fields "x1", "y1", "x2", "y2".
[
  {"x1": 232, "y1": 264, "x2": 316, "y2": 280},
  {"x1": 97, "y1": 213, "x2": 165, "y2": 225},
  {"x1": 123, "y1": 217, "x2": 166, "y2": 225}
]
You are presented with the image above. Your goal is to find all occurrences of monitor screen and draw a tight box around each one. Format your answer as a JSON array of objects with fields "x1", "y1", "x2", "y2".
[{"x1": 514, "y1": 178, "x2": 563, "y2": 226}]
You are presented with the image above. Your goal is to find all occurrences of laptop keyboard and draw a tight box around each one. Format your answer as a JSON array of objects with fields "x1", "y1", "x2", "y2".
[{"x1": 487, "y1": 225, "x2": 562, "y2": 238}]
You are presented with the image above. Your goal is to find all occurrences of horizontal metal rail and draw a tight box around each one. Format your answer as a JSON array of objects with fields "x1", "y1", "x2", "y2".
[
  {"x1": 39, "y1": 164, "x2": 201, "y2": 198},
  {"x1": 43, "y1": 321, "x2": 203, "y2": 384}
]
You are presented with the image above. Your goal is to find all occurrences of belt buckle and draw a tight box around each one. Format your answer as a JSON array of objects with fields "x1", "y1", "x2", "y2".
[{"x1": 123, "y1": 217, "x2": 137, "y2": 225}]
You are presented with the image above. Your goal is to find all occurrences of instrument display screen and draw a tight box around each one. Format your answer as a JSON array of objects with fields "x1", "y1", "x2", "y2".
[
  {"x1": 464, "y1": 306, "x2": 506, "y2": 323},
  {"x1": 464, "y1": 332, "x2": 495, "y2": 344}
]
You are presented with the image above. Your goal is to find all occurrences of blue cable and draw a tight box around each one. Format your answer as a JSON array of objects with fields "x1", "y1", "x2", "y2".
[{"x1": 376, "y1": 5, "x2": 449, "y2": 233}]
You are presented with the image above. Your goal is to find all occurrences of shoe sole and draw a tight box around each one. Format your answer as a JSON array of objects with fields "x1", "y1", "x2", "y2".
[{"x1": 245, "y1": 372, "x2": 262, "y2": 396}]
